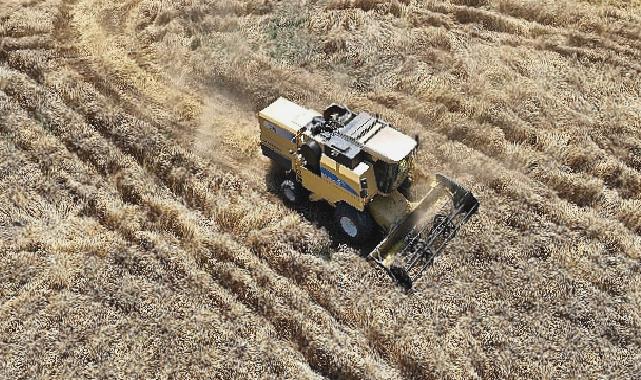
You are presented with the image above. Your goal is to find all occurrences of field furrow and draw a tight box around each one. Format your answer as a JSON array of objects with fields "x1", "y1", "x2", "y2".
[
  {"x1": 2, "y1": 0, "x2": 641, "y2": 378},
  {"x1": 0, "y1": 89, "x2": 330, "y2": 379},
  {"x1": 0, "y1": 66, "x2": 407, "y2": 379}
]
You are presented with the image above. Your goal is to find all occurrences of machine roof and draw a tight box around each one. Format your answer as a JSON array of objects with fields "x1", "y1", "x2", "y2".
[
  {"x1": 365, "y1": 126, "x2": 417, "y2": 162},
  {"x1": 259, "y1": 97, "x2": 320, "y2": 132},
  {"x1": 260, "y1": 97, "x2": 416, "y2": 162}
]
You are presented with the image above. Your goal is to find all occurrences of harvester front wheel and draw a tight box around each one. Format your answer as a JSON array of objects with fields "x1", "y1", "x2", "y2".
[
  {"x1": 335, "y1": 203, "x2": 374, "y2": 243},
  {"x1": 280, "y1": 177, "x2": 307, "y2": 205}
]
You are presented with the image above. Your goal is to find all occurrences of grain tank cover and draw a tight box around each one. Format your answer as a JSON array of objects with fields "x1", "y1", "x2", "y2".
[
  {"x1": 365, "y1": 126, "x2": 417, "y2": 162},
  {"x1": 259, "y1": 97, "x2": 321, "y2": 133},
  {"x1": 337, "y1": 112, "x2": 417, "y2": 163}
]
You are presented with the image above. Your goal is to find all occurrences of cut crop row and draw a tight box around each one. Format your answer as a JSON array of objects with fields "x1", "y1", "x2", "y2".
[
  {"x1": 1, "y1": 67, "x2": 402, "y2": 379},
  {"x1": 0, "y1": 87, "x2": 325, "y2": 379}
]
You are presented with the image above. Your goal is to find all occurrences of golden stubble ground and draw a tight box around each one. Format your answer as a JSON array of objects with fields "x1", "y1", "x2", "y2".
[{"x1": 1, "y1": 0, "x2": 640, "y2": 379}]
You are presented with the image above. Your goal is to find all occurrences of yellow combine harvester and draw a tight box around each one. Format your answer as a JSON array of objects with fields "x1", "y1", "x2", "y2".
[{"x1": 258, "y1": 98, "x2": 479, "y2": 289}]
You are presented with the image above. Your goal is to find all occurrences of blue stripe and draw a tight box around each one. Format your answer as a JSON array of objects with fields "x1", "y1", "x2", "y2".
[
  {"x1": 320, "y1": 167, "x2": 357, "y2": 195},
  {"x1": 264, "y1": 121, "x2": 295, "y2": 141}
]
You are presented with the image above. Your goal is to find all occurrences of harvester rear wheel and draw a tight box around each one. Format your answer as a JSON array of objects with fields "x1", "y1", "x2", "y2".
[
  {"x1": 280, "y1": 176, "x2": 307, "y2": 205},
  {"x1": 334, "y1": 203, "x2": 374, "y2": 243},
  {"x1": 389, "y1": 266, "x2": 413, "y2": 290}
]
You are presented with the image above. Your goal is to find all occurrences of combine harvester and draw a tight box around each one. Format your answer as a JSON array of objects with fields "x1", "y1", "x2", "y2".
[{"x1": 258, "y1": 98, "x2": 479, "y2": 289}]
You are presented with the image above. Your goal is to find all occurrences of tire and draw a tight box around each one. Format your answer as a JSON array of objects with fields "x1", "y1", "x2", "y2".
[
  {"x1": 280, "y1": 176, "x2": 307, "y2": 205},
  {"x1": 398, "y1": 176, "x2": 413, "y2": 199},
  {"x1": 389, "y1": 266, "x2": 413, "y2": 290},
  {"x1": 334, "y1": 203, "x2": 375, "y2": 243}
]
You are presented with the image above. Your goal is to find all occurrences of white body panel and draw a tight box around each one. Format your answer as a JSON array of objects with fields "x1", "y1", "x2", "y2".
[
  {"x1": 258, "y1": 97, "x2": 320, "y2": 133},
  {"x1": 364, "y1": 126, "x2": 417, "y2": 162}
]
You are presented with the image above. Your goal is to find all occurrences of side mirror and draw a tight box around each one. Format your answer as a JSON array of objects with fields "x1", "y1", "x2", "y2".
[{"x1": 414, "y1": 134, "x2": 420, "y2": 146}]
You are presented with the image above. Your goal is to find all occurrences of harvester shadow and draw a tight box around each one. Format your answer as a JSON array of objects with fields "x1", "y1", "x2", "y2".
[{"x1": 265, "y1": 163, "x2": 383, "y2": 258}]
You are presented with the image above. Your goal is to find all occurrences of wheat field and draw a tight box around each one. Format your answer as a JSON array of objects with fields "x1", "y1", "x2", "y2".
[{"x1": 1, "y1": 0, "x2": 640, "y2": 378}]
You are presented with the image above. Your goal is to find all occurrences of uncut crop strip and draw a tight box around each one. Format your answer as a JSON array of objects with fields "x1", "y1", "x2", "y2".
[
  {"x1": 407, "y1": 3, "x2": 641, "y2": 179},
  {"x1": 484, "y1": 0, "x2": 641, "y2": 43},
  {"x1": 462, "y1": 109, "x2": 640, "y2": 229},
  {"x1": 0, "y1": 66, "x2": 404, "y2": 380},
  {"x1": 420, "y1": 2, "x2": 641, "y2": 71},
  {"x1": 427, "y1": 135, "x2": 641, "y2": 253},
  {"x1": 0, "y1": 90, "x2": 329, "y2": 379},
  {"x1": 467, "y1": 184, "x2": 639, "y2": 298},
  {"x1": 380, "y1": 99, "x2": 641, "y2": 256},
  {"x1": 478, "y1": 108, "x2": 641, "y2": 199},
  {"x1": 426, "y1": 111, "x2": 641, "y2": 234}
]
